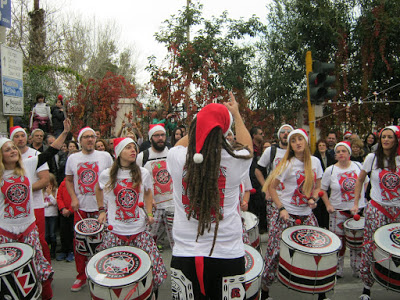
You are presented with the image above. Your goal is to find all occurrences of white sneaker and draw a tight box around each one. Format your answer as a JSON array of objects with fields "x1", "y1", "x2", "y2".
[{"x1": 359, "y1": 294, "x2": 371, "y2": 300}]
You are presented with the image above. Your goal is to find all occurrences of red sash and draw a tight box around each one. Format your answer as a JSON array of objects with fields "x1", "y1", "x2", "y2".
[{"x1": 0, "y1": 222, "x2": 36, "y2": 242}]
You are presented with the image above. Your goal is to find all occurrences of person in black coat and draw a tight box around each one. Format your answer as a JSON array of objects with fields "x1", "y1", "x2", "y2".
[{"x1": 51, "y1": 95, "x2": 65, "y2": 137}]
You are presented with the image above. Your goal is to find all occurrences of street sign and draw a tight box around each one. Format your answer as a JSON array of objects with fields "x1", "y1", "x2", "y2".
[
  {"x1": 0, "y1": 0, "x2": 11, "y2": 28},
  {"x1": 1, "y1": 44, "x2": 24, "y2": 116}
]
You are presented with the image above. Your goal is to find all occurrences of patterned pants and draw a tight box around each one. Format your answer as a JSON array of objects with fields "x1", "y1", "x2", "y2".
[
  {"x1": 149, "y1": 208, "x2": 174, "y2": 249},
  {"x1": 360, "y1": 201, "x2": 400, "y2": 288},
  {"x1": 329, "y1": 210, "x2": 361, "y2": 276},
  {"x1": 261, "y1": 210, "x2": 318, "y2": 287},
  {"x1": 100, "y1": 230, "x2": 167, "y2": 289},
  {"x1": 266, "y1": 198, "x2": 277, "y2": 233},
  {"x1": 0, "y1": 226, "x2": 54, "y2": 283}
]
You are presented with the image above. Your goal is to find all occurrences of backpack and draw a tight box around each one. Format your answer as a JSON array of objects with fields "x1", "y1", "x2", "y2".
[{"x1": 141, "y1": 149, "x2": 167, "y2": 167}]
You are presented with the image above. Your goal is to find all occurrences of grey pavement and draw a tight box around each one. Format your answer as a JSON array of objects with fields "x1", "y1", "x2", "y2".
[{"x1": 51, "y1": 233, "x2": 399, "y2": 299}]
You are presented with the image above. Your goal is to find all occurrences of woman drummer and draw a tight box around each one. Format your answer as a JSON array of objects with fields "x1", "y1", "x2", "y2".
[
  {"x1": 320, "y1": 141, "x2": 368, "y2": 278},
  {"x1": 352, "y1": 126, "x2": 400, "y2": 300},
  {"x1": 96, "y1": 137, "x2": 167, "y2": 297},
  {"x1": 260, "y1": 128, "x2": 324, "y2": 300},
  {"x1": 0, "y1": 119, "x2": 71, "y2": 300}
]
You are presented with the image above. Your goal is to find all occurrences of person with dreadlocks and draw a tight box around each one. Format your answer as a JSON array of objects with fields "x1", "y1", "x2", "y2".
[
  {"x1": 166, "y1": 92, "x2": 253, "y2": 300},
  {"x1": 260, "y1": 129, "x2": 323, "y2": 300}
]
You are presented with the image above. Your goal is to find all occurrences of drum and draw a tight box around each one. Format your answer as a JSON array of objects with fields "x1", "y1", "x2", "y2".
[
  {"x1": 244, "y1": 244, "x2": 264, "y2": 300},
  {"x1": 86, "y1": 246, "x2": 153, "y2": 300},
  {"x1": 278, "y1": 225, "x2": 341, "y2": 294},
  {"x1": 242, "y1": 211, "x2": 260, "y2": 251},
  {"x1": 343, "y1": 217, "x2": 365, "y2": 250},
  {"x1": 75, "y1": 218, "x2": 104, "y2": 256},
  {"x1": 0, "y1": 243, "x2": 41, "y2": 300},
  {"x1": 372, "y1": 223, "x2": 400, "y2": 292},
  {"x1": 165, "y1": 206, "x2": 175, "y2": 232}
]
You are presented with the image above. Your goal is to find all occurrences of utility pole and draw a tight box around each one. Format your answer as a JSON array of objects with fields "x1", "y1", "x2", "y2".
[{"x1": 305, "y1": 51, "x2": 316, "y2": 153}]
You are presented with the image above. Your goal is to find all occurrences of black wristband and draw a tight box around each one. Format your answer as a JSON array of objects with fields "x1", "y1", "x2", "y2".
[
  {"x1": 278, "y1": 206, "x2": 286, "y2": 213},
  {"x1": 308, "y1": 196, "x2": 316, "y2": 202}
]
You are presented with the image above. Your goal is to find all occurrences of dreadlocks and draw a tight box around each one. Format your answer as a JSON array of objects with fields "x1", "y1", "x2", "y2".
[{"x1": 184, "y1": 120, "x2": 252, "y2": 256}]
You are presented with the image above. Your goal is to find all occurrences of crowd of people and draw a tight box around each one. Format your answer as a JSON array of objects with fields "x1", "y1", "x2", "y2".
[{"x1": 1, "y1": 92, "x2": 399, "y2": 300}]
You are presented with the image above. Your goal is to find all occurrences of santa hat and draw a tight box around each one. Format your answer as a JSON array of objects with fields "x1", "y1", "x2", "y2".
[
  {"x1": 10, "y1": 126, "x2": 26, "y2": 140},
  {"x1": 194, "y1": 103, "x2": 233, "y2": 164},
  {"x1": 148, "y1": 124, "x2": 166, "y2": 140},
  {"x1": 343, "y1": 131, "x2": 352, "y2": 139},
  {"x1": 277, "y1": 124, "x2": 294, "y2": 136},
  {"x1": 113, "y1": 137, "x2": 137, "y2": 158},
  {"x1": 335, "y1": 141, "x2": 352, "y2": 155},
  {"x1": 0, "y1": 138, "x2": 11, "y2": 149},
  {"x1": 57, "y1": 94, "x2": 63, "y2": 105},
  {"x1": 30, "y1": 128, "x2": 44, "y2": 137},
  {"x1": 380, "y1": 126, "x2": 400, "y2": 155},
  {"x1": 77, "y1": 127, "x2": 96, "y2": 142},
  {"x1": 288, "y1": 128, "x2": 309, "y2": 143}
]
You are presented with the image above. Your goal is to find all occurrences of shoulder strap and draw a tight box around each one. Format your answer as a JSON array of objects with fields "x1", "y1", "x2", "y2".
[
  {"x1": 269, "y1": 145, "x2": 277, "y2": 166},
  {"x1": 142, "y1": 149, "x2": 149, "y2": 167},
  {"x1": 331, "y1": 165, "x2": 334, "y2": 175}
]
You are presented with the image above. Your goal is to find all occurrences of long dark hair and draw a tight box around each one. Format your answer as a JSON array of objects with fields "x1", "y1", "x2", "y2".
[
  {"x1": 184, "y1": 120, "x2": 252, "y2": 256},
  {"x1": 376, "y1": 129, "x2": 398, "y2": 170}
]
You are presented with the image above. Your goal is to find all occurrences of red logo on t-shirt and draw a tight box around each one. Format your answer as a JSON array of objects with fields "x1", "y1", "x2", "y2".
[
  {"x1": 338, "y1": 171, "x2": 357, "y2": 202},
  {"x1": 150, "y1": 160, "x2": 172, "y2": 196},
  {"x1": 77, "y1": 162, "x2": 99, "y2": 195},
  {"x1": 290, "y1": 170, "x2": 315, "y2": 207},
  {"x1": 2, "y1": 176, "x2": 31, "y2": 219},
  {"x1": 114, "y1": 179, "x2": 140, "y2": 222},
  {"x1": 379, "y1": 168, "x2": 400, "y2": 202}
]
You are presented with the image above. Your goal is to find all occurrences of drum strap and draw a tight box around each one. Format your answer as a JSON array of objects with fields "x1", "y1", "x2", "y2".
[
  {"x1": 370, "y1": 200, "x2": 400, "y2": 220},
  {"x1": 339, "y1": 210, "x2": 352, "y2": 218},
  {"x1": 111, "y1": 232, "x2": 139, "y2": 243},
  {"x1": 195, "y1": 256, "x2": 206, "y2": 296},
  {"x1": 0, "y1": 222, "x2": 36, "y2": 241}
]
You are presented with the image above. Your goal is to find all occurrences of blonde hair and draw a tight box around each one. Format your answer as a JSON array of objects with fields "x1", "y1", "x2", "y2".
[
  {"x1": 262, "y1": 133, "x2": 314, "y2": 198},
  {"x1": 0, "y1": 142, "x2": 25, "y2": 183},
  {"x1": 44, "y1": 173, "x2": 58, "y2": 196}
]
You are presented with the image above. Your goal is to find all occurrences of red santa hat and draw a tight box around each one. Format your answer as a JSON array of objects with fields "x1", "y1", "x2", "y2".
[
  {"x1": 77, "y1": 127, "x2": 96, "y2": 142},
  {"x1": 57, "y1": 94, "x2": 63, "y2": 105},
  {"x1": 0, "y1": 138, "x2": 11, "y2": 149},
  {"x1": 335, "y1": 141, "x2": 352, "y2": 155},
  {"x1": 148, "y1": 124, "x2": 166, "y2": 140},
  {"x1": 343, "y1": 131, "x2": 352, "y2": 139},
  {"x1": 287, "y1": 128, "x2": 309, "y2": 143},
  {"x1": 380, "y1": 126, "x2": 400, "y2": 155},
  {"x1": 10, "y1": 126, "x2": 26, "y2": 140},
  {"x1": 193, "y1": 103, "x2": 233, "y2": 164},
  {"x1": 114, "y1": 137, "x2": 137, "y2": 158}
]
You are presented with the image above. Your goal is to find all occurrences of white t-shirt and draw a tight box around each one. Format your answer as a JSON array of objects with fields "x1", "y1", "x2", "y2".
[
  {"x1": 21, "y1": 147, "x2": 49, "y2": 209},
  {"x1": 65, "y1": 150, "x2": 113, "y2": 212},
  {"x1": 98, "y1": 167, "x2": 153, "y2": 235},
  {"x1": 363, "y1": 153, "x2": 400, "y2": 207},
  {"x1": 44, "y1": 192, "x2": 58, "y2": 217},
  {"x1": 321, "y1": 162, "x2": 368, "y2": 210},
  {"x1": 0, "y1": 157, "x2": 39, "y2": 234},
  {"x1": 167, "y1": 146, "x2": 252, "y2": 258},
  {"x1": 257, "y1": 146, "x2": 286, "y2": 171},
  {"x1": 136, "y1": 147, "x2": 173, "y2": 209},
  {"x1": 276, "y1": 156, "x2": 323, "y2": 216}
]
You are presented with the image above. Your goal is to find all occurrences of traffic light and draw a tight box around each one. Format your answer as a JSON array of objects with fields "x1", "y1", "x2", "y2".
[{"x1": 308, "y1": 60, "x2": 337, "y2": 104}]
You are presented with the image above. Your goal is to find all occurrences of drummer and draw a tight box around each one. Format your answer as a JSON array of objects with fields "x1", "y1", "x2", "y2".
[
  {"x1": 352, "y1": 126, "x2": 400, "y2": 300},
  {"x1": 260, "y1": 129, "x2": 324, "y2": 300},
  {"x1": 0, "y1": 119, "x2": 71, "y2": 300},
  {"x1": 320, "y1": 141, "x2": 368, "y2": 278},
  {"x1": 96, "y1": 137, "x2": 167, "y2": 296}
]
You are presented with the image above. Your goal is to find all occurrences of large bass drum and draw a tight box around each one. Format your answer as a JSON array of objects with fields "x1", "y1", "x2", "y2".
[
  {"x1": 278, "y1": 225, "x2": 341, "y2": 294},
  {"x1": 244, "y1": 244, "x2": 264, "y2": 300},
  {"x1": 86, "y1": 246, "x2": 153, "y2": 299}
]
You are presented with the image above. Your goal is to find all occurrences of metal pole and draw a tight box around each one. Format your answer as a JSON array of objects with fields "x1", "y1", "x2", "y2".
[
  {"x1": 0, "y1": 26, "x2": 8, "y2": 137},
  {"x1": 306, "y1": 51, "x2": 316, "y2": 153}
]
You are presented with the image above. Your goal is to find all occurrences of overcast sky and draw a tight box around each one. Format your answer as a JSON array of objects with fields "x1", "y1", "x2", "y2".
[{"x1": 49, "y1": 0, "x2": 270, "y2": 84}]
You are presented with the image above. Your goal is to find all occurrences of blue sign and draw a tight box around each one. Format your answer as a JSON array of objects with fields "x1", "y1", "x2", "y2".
[
  {"x1": 3, "y1": 76, "x2": 23, "y2": 97},
  {"x1": 0, "y1": 0, "x2": 11, "y2": 28}
]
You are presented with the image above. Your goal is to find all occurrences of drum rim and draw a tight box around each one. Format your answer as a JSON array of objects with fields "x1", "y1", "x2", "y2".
[
  {"x1": 244, "y1": 244, "x2": 264, "y2": 279},
  {"x1": 75, "y1": 218, "x2": 104, "y2": 235},
  {"x1": 343, "y1": 217, "x2": 365, "y2": 230},
  {"x1": 86, "y1": 246, "x2": 152, "y2": 287},
  {"x1": 373, "y1": 223, "x2": 400, "y2": 256},
  {"x1": 88, "y1": 267, "x2": 152, "y2": 288},
  {"x1": 0, "y1": 242, "x2": 35, "y2": 275},
  {"x1": 242, "y1": 211, "x2": 259, "y2": 230},
  {"x1": 281, "y1": 225, "x2": 342, "y2": 254}
]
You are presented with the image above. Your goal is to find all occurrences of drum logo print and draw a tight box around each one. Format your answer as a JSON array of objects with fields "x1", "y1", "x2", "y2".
[
  {"x1": 291, "y1": 229, "x2": 332, "y2": 248},
  {"x1": 96, "y1": 251, "x2": 141, "y2": 279},
  {"x1": 390, "y1": 229, "x2": 400, "y2": 246},
  {"x1": 244, "y1": 250, "x2": 254, "y2": 273},
  {"x1": 78, "y1": 219, "x2": 102, "y2": 234},
  {"x1": 0, "y1": 246, "x2": 22, "y2": 267},
  {"x1": 77, "y1": 162, "x2": 99, "y2": 195},
  {"x1": 2, "y1": 176, "x2": 31, "y2": 219}
]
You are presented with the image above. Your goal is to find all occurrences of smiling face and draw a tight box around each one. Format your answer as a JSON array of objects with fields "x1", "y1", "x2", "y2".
[
  {"x1": 380, "y1": 129, "x2": 396, "y2": 151},
  {"x1": 95, "y1": 141, "x2": 106, "y2": 151},
  {"x1": 290, "y1": 134, "x2": 306, "y2": 155},
  {"x1": 1, "y1": 141, "x2": 20, "y2": 166}
]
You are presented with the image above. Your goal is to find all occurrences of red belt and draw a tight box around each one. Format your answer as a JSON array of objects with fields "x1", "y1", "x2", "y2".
[
  {"x1": 371, "y1": 200, "x2": 400, "y2": 220},
  {"x1": 112, "y1": 232, "x2": 139, "y2": 243},
  {"x1": 0, "y1": 222, "x2": 36, "y2": 242}
]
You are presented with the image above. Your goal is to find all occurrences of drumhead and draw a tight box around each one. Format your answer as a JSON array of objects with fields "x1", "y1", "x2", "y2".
[
  {"x1": 281, "y1": 225, "x2": 341, "y2": 255},
  {"x1": 244, "y1": 244, "x2": 263, "y2": 281},
  {"x1": 374, "y1": 223, "x2": 400, "y2": 257},
  {"x1": 75, "y1": 218, "x2": 104, "y2": 235},
  {"x1": 242, "y1": 211, "x2": 258, "y2": 231},
  {"x1": 0, "y1": 242, "x2": 34, "y2": 275},
  {"x1": 86, "y1": 246, "x2": 151, "y2": 287},
  {"x1": 344, "y1": 217, "x2": 365, "y2": 230}
]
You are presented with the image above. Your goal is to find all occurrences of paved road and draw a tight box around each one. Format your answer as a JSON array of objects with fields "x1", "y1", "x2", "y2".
[{"x1": 51, "y1": 233, "x2": 399, "y2": 299}]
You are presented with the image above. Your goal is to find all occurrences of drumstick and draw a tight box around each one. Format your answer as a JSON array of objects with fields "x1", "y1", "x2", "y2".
[
  {"x1": 76, "y1": 210, "x2": 90, "y2": 231},
  {"x1": 138, "y1": 202, "x2": 149, "y2": 221}
]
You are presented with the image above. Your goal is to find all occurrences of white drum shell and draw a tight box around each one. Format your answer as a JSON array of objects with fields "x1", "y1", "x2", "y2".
[
  {"x1": 343, "y1": 217, "x2": 365, "y2": 250},
  {"x1": 242, "y1": 211, "x2": 260, "y2": 250},
  {"x1": 244, "y1": 244, "x2": 264, "y2": 300}
]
